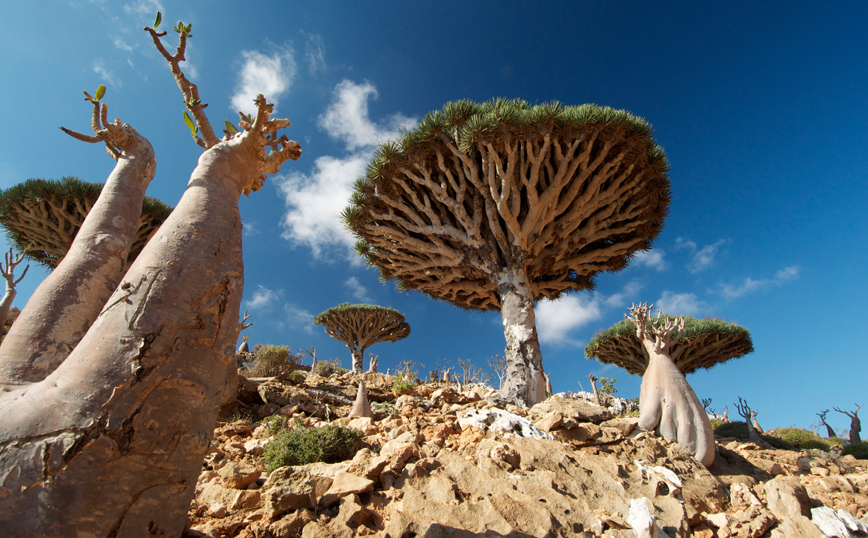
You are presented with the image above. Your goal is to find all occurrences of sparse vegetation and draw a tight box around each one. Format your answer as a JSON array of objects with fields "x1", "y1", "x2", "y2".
[
  {"x1": 241, "y1": 345, "x2": 300, "y2": 378},
  {"x1": 312, "y1": 357, "x2": 342, "y2": 377},
  {"x1": 263, "y1": 422, "x2": 363, "y2": 471},
  {"x1": 843, "y1": 443, "x2": 868, "y2": 460},
  {"x1": 392, "y1": 360, "x2": 421, "y2": 396}
]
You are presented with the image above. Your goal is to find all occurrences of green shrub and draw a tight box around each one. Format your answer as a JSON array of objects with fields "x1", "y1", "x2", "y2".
[
  {"x1": 709, "y1": 418, "x2": 722, "y2": 431},
  {"x1": 261, "y1": 416, "x2": 287, "y2": 435},
  {"x1": 241, "y1": 345, "x2": 299, "y2": 378},
  {"x1": 773, "y1": 428, "x2": 826, "y2": 450},
  {"x1": 312, "y1": 358, "x2": 342, "y2": 377},
  {"x1": 263, "y1": 423, "x2": 363, "y2": 471},
  {"x1": 843, "y1": 443, "x2": 868, "y2": 460},
  {"x1": 763, "y1": 436, "x2": 794, "y2": 451},
  {"x1": 826, "y1": 437, "x2": 849, "y2": 447},
  {"x1": 285, "y1": 371, "x2": 305, "y2": 385},
  {"x1": 714, "y1": 421, "x2": 749, "y2": 440}
]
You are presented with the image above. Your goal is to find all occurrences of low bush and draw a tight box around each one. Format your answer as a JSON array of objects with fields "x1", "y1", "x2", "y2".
[
  {"x1": 709, "y1": 418, "x2": 722, "y2": 431},
  {"x1": 843, "y1": 443, "x2": 868, "y2": 460},
  {"x1": 714, "y1": 421, "x2": 749, "y2": 439},
  {"x1": 263, "y1": 422, "x2": 363, "y2": 471},
  {"x1": 311, "y1": 358, "x2": 342, "y2": 377},
  {"x1": 773, "y1": 428, "x2": 827, "y2": 451},
  {"x1": 285, "y1": 371, "x2": 305, "y2": 385},
  {"x1": 241, "y1": 345, "x2": 299, "y2": 378}
]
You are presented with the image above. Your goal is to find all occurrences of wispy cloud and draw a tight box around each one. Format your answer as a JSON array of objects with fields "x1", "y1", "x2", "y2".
[
  {"x1": 655, "y1": 291, "x2": 708, "y2": 316},
  {"x1": 112, "y1": 36, "x2": 133, "y2": 53},
  {"x1": 632, "y1": 249, "x2": 666, "y2": 271},
  {"x1": 231, "y1": 45, "x2": 296, "y2": 115},
  {"x1": 93, "y1": 60, "x2": 121, "y2": 88},
  {"x1": 245, "y1": 285, "x2": 280, "y2": 311},
  {"x1": 345, "y1": 277, "x2": 372, "y2": 302},
  {"x1": 303, "y1": 32, "x2": 326, "y2": 75},
  {"x1": 278, "y1": 80, "x2": 417, "y2": 260},
  {"x1": 676, "y1": 237, "x2": 728, "y2": 273},
  {"x1": 242, "y1": 221, "x2": 260, "y2": 237},
  {"x1": 536, "y1": 281, "x2": 642, "y2": 347},
  {"x1": 123, "y1": 0, "x2": 163, "y2": 17},
  {"x1": 284, "y1": 303, "x2": 315, "y2": 334},
  {"x1": 719, "y1": 265, "x2": 800, "y2": 299}
]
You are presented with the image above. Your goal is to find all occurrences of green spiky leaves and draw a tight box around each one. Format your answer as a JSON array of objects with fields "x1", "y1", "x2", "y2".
[
  {"x1": 173, "y1": 20, "x2": 192, "y2": 37},
  {"x1": 224, "y1": 120, "x2": 240, "y2": 135},
  {"x1": 153, "y1": 11, "x2": 162, "y2": 29},
  {"x1": 83, "y1": 85, "x2": 106, "y2": 104}
]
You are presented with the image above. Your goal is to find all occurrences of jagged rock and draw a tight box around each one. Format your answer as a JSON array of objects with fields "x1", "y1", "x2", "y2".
[
  {"x1": 529, "y1": 394, "x2": 614, "y2": 424},
  {"x1": 764, "y1": 476, "x2": 813, "y2": 519},
  {"x1": 812, "y1": 506, "x2": 868, "y2": 537},
  {"x1": 627, "y1": 497, "x2": 666, "y2": 538},
  {"x1": 318, "y1": 472, "x2": 375, "y2": 507},
  {"x1": 218, "y1": 461, "x2": 261, "y2": 490},
  {"x1": 262, "y1": 467, "x2": 317, "y2": 515}
]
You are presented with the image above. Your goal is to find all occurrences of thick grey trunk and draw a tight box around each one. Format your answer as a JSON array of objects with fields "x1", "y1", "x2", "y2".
[
  {"x1": 638, "y1": 350, "x2": 715, "y2": 467},
  {"x1": 496, "y1": 268, "x2": 546, "y2": 408},
  {"x1": 0, "y1": 130, "x2": 155, "y2": 385},
  {"x1": 745, "y1": 416, "x2": 764, "y2": 445},
  {"x1": 0, "y1": 135, "x2": 250, "y2": 537},
  {"x1": 0, "y1": 288, "x2": 15, "y2": 329},
  {"x1": 849, "y1": 417, "x2": 862, "y2": 444},
  {"x1": 822, "y1": 422, "x2": 837, "y2": 439}
]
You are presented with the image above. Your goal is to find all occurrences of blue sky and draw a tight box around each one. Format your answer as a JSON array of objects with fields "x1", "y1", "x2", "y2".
[{"x1": 2, "y1": 1, "x2": 866, "y2": 434}]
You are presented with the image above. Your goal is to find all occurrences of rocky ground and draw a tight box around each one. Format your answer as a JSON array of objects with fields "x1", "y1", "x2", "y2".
[{"x1": 184, "y1": 371, "x2": 868, "y2": 537}]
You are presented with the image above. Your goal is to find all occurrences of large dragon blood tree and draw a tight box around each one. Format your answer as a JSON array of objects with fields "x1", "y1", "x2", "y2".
[
  {"x1": 585, "y1": 304, "x2": 753, "y2": 466},
  {"x1": 345, "y1": 99, "x2": 671, "y2": 407},
  {"x1": 0, "y1": 14, "x2": 300, "y2": 537},
  {"x1": 0, "y1": 177, "x2": 172, "y2": 270},
  {"x1": 315, "y1": 303, "x2": 410, "y2": 372}
]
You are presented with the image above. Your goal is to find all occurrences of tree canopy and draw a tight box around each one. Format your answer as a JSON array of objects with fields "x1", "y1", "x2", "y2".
[
  {"x1": 314, "y1": 303, "x2": 410, "y2": 371},
  {"x1": 0, "y1": 177, "x2": 172, "y2": 268},
  {"x1": 585, "y1": 315, "x2": 754, "y2": 375},
  {"x1": 344, "y1": 98, "x2": 670, "y2": 310}
]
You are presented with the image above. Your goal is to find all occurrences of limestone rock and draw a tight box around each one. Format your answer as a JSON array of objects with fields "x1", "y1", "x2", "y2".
[{"x1": 458, "y1": 408, "x2": 553, "y2": 440}]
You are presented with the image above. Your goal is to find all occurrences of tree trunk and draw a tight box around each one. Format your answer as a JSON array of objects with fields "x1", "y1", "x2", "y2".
[
  {"x1": 351, "y1": 349, "x2": 364, "y2": 373},
  {"x1": 744, "y1": 416, "x2": 764, "y2": 445},
  {"x1": 850, "y1": 416, "x2": 862, "y2": 444},
  {"x1": 0, "y1": 130, "x2": 155, "y2": 385},
  {"x1": 0, "y1": 286, "x2": 15, "y2": 330},
  {"x1": 0, "y1": 133, "x2": 252, "y2": 537},
  {"x1": 751, "y1": 415, "x2": 764, "y2": 434},
  {"x1": 638, "y1": 349, "x2": 715, "y2": 467},
  {"x1": 496, "y1": 267, "x2": 546, "y2": 408},
  {"x1": 822, "y1": 421, "x2": 836, "y2": 439}
]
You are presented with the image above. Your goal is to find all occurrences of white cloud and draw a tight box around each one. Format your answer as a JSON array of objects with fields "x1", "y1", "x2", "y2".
[
  {"x1": 231, "y1": 46, "x2": 296, "y2": 115},
  {"x1": 319, "y1": 80, "x2": 416, "y2": 151},
  {"x1": 632, "y1": 249, "x2": 666, "y2": 271},
  {"x1": 93, "y1": 60, "x2": 121, "y2": 88},
  {"x1": 245, "y1": 285, "x2": 279, "y2": 311},
  {"x1": 655, "y1": 291, "x2": 708, "y2": 316},
  {"x1": 536, "y1": 295, "x2": 602, "y2": 346},
  {"x1": 303, "y1": 32, "x2": 326, "y2": 75},
  {"x1": 123, "y1": 0, "x2": 163, "y2": 16},
  {"x1": 242, "y1": 221, "x2": 260, "y2": 237},
  {"x1": 719, "y1": 265, "x2": 800, "y2": 299},
  {"x1": 113, "y1": 36, "x2": 133, "y2": 52},
  {"x1": 675, "y1": 237, "x2": 728, "y2": 273},
  {"x1": 536, "y1": 281, "x2": 642, "y2": 347},
  {"x1": 278, "y1": 80, "x2": 417, "y2": 260},
  {"x1": 278, "y1": 153, "x2": 370, "y2": 260},
  {"x1": 284, "y1": 303, "x2": 315, "y2": 334},
  {"x1": 345, "y1": 277, "x2": 372, "y2": 302},
  {"x1": 674, "y1": 237, "x2": 697, "y2": 251}
]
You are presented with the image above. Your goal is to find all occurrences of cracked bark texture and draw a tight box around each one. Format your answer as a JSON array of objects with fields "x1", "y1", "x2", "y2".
[
  {"x1": 627, "y1": 304, "x2": 715, "y2": 467},
  {"x1": 0, "y1": 104, "x2": 157, "y2": 385},
  {"x1": 346, "y1": 99, "x2": 670, "y2": 407},
  {"x1": 0, "y1": 109, "x2": 300, "y2": 536},
  {"x1": 314, "y1": 303, "x2": 410, "y2": 372}
]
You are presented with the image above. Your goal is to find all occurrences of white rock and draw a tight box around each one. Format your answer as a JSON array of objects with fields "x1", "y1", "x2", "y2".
[
  {"x1": 811, "y1": 506, "x2": 854, "y2": 537},
  {"x1": 458, "y1": 408, "x2": 553, "y2": 440},
  {"x1": 627, "y1": 497, "x2": 665, "y2": 538}
]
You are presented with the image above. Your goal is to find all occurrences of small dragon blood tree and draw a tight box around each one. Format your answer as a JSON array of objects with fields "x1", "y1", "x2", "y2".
[
  {"x1": 345, "y1": 99, "x2": 670, "y2": 407},
  {"x1": 0, "y1": 13, "x2": 300, "y2": 537},
  {"x1": 314, "y1": 303, "x2": 410, "y2": 372},
  {"x1": 0, "y1": 177, "x2": 172, "y2": 270},
  {"x1": 585, "y1": 304, "x2": 753, "y2": 467}
]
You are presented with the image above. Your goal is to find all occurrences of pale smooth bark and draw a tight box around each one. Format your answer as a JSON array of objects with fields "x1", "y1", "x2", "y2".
[
  {"x1": 348, "y1": 380, "x2": 373, "y2": 418},
  {"x1": 497, "y1": 268, "x2": 547, "y2": 407},
  {"x1": 0, "y1": 248, "x2": 28, "y2": 329},
  {"x1": 629, "y1": 304, "x2": 715, "y2": 467},
  {"x1": 0, "y1": 102, "x2": 300, "y2": 537},
  {"x1": 0, "y1": 116, "x2": 155, "y2": 385}
]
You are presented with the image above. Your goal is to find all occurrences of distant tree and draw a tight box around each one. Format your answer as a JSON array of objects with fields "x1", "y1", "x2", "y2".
[
  {"x1": 735, "y1": 397, "x2": 767, "y2": 446},
  {"x1": 345, "y1": 99, "x2": 671, "y2": 407},
  {"x1": 488, "y1": 354, "x2": 508, "y2": 389},
  {"x1": 598, "y1": 376, "x2": 618, "y2": 402},
  {"x1": 586, "y1": 304, "x2": 753, "y2": 467},
  {"x1": 0, "y1": 247, "x2": 28, "y2": 328},
  {"x1": 817, "y1": 409, "x2": 837, "y2": 438},
  {"x1": 0, "y1": 177, "x2": 172, "y2": 270},
  {"x1": 588, "y1": 373, "x2": 601, "y2": 407},
  {"x1": 834, "y1": 404, "x2": 863, "y2": 444},
  {"x1": 0, "y1": 12, "x2": 301, "y2": 536},
  {"x1": 314, "y1": 303, "x2": 410, "y2": 372},
  {"x1": 457, "y1": 356, "x2": 492, "y2": 386}
]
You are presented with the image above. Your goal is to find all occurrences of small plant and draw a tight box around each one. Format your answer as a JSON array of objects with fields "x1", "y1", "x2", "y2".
[
  {"x1": 229, "y1": 409, "x2": 257, "y2": 424},
  {"x1": 261, "y1": 416, "x2": 287, "y2": 435},
  {"x1": 456, "y1": 356, "x2": 493, "y2": 386},
  {"x1": 843, "y1": 443, "x2": 868, "y2": 460},
  {"x1": 285, "y1": 371, "x2": 305, "y2": 385},
  {"x1": 709, "y1": 418, "x2": 722, "y2": 431},
  {"x1": 312, "y1": 357, "x2": 342, "y2": 377},
  {"x1": 391, "y1": 360, "x2": 420, "y2": 396},
  {"x1": 263, "y1": 422, "x2": 363, "y2": 471},
  {"x1": 241, "y1": 344, "x2": 300, "y2": 378}
]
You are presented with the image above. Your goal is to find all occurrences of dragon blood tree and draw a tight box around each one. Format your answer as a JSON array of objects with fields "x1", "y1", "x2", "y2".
[
  {"x1": 585, "y1": 304, "x2": 753, "y2": 466},
  {"x1": 0, "y1": 13, "x2": 300, "y2": 537},
  {"x1": 0, "y1": 177, "x2": 172, "y2": 270},
  {"x1": 314, "y1": 303, "x2": 410, "y2": 372},
  {"x1": 345, "y1": 99, "x2": 670, "y2": 407}
]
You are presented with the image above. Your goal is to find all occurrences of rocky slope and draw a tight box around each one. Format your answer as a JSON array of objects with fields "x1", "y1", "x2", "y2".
[{"x1": 185, "y1": 371, "x2": 868, "y2": 537}]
